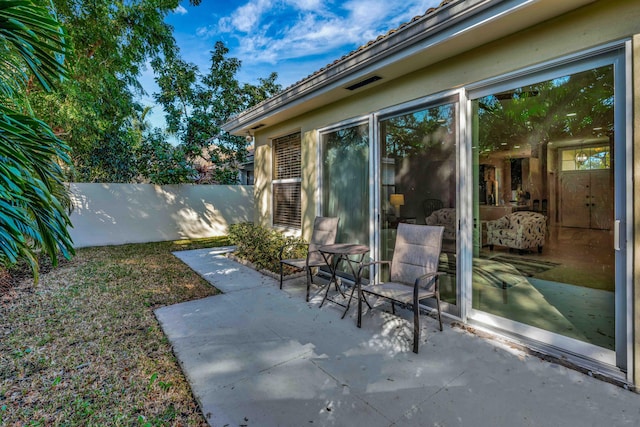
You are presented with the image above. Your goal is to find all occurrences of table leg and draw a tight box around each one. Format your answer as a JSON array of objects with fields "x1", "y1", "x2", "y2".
[
  {"x1": 341, "y1": 280, "x2": 358, "y2": 319},
  {"x1": 341, "y1": 253, "x2": 366, "y2": 319},
  {"x1": 319, "y1": 252, "x2": 343, "y2": 308}
]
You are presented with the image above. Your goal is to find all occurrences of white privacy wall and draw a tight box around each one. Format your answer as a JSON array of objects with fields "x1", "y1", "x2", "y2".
[{"x1": 69, "y1": 183, "x2": 254, "y2": 248}]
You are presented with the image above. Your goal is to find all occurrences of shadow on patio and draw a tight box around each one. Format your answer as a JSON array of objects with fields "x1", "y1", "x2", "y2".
[{"x1": 156, "y1": 248, "x2": 639, "y2": 427}]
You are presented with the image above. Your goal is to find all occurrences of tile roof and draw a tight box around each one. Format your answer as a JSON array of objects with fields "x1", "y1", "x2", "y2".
[
  {"x1": 283, "y1": 0, "x2": 458, "y2": 91},
  {"x1": 223, "y1": 0, "x2": 465, "y2": 130}
]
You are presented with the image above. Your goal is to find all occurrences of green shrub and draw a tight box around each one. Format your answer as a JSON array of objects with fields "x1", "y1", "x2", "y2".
[{"x1": 228, "y1": 223, "x2": 308, "y2": 274}]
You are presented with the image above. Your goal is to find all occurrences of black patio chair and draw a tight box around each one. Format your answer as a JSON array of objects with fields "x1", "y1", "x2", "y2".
[
  {"x1": 358, "y1": 223, "x2": 444, "y2": 353},
  {"x1": 279, "y1": 216, "x2": 339, "y2": 301}
]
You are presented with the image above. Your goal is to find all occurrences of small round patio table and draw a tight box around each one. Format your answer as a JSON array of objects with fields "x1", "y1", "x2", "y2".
[{"x1": 318, "y1": 243, "x2": 370, "y2": 319}]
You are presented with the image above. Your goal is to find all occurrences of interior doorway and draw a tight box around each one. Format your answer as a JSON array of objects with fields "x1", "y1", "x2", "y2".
[{"x1": 560, "y1": 169, "x2": 613, "y2": 230}]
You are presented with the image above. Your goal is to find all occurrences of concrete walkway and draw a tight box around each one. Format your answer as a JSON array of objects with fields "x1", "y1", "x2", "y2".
[{"x1": 155, "y1": 248, "x2": 640, "y2": 427}]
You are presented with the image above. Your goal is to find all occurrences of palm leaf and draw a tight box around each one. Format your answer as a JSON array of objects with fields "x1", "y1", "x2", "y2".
[
  {"x1": 0, "y1": 1, "x2": 68, "y2": 91},
  {"x1": 0, "y1": 0, "x2": 74, "y2": 280}
]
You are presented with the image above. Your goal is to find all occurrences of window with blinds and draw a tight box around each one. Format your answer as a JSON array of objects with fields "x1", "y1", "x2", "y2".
[{"x1": 273, "y1": 133, "x2": 301, "y2": 228}]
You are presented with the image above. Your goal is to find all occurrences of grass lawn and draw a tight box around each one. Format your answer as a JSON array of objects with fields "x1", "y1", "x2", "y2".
[{"x1": 1, "y1": 237, "x2": 229, "y2": 426}]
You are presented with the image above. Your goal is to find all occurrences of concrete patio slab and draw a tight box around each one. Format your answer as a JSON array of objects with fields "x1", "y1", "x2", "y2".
[{"x1": 156, "y1": 248, "x2": 640, "y2": 426}]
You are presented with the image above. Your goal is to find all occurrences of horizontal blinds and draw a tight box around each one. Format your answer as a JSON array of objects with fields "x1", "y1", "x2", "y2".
[
  {"x1": 273, "y1": 133, "x2": 301, "y2": 179},
  {"x1": 272, "y1": 133, "x2": 301, "y2": 228},
  {"x1": 273, "y1": 182, "x2": 301, "y2": 228}
]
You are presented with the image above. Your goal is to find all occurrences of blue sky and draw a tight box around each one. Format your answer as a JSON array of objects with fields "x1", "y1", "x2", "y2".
[{"x1": 139, "y1": 0, "x2": 442, "y2": 132}]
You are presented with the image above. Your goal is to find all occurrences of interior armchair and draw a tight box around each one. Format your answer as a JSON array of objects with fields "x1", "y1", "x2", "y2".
[
  {"x1": 425, "y1": 208, "x2": 456, "y2": 241},
  {"x1": 486, "y1": 211, "x2": 546, "y2": 254}
]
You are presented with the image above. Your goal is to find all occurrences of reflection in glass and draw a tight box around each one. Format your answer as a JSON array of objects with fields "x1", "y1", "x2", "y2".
[
  {"x1": 379, "y1": 102, "x2": 457, "y2": 306},
  {"x1": 472, "y1": 65, "x2": 615, "y2": 350},
  {"x1": 322, "y1": 124, "x2": 369, "y2": 277}
]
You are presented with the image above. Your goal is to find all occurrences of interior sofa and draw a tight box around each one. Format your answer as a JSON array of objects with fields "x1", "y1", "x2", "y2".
[{"x1": 486, "y1": 211, "x2": 546, "y2": 253}]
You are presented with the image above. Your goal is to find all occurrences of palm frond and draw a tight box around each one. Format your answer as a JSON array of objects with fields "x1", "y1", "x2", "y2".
[
  {"x1": 0, "y1": 0, "x2": 69, "y2": 90},
  {"x1": 0, "y1": 1, "x2": 74, "y2": 280}
]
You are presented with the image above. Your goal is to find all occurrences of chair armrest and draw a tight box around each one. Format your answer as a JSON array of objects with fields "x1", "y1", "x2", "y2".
[
  {"x1": 485, "y1": 219, "x2": 498, "y2": 231},
  {"x1": 415, "y1": 271, "x2": 443, "y2": 290},
  {"x1": 279, "y1": 242, "x2": 309, "y2": 260},
  {"x1": 357, "y1": 259, "x2": 391, "y2": 278},
  {"x1": 486, "y1": 216, "x2": 509, "y2": 231}
]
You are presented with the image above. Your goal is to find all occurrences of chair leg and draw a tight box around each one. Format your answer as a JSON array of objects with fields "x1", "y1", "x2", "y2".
[
  {"x1": 391, "y1": 301, "x2": 396, "y2": 315},
  {"x1": 435, "y1": 292, "x2": 443, "y2": 332},
  {"x1": 413, "y1": 302, "x2": 420, "y2": 354},
  {"x1": 357, "y1": 285, "x2": 363, "y2": 328},
  {"x1": 279, "y1": 262, "x2": 284, "y2": 290},
  {"x1": 305, "y1": 268, "x2": 312, "y2": 302}
]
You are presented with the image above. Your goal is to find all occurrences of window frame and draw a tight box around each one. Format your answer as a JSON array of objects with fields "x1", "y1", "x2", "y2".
[{"x1": 272, "y1": 132, "x2": 302, "y2": 229}]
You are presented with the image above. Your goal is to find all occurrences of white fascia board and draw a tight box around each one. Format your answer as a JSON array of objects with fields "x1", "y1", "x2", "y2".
[{"x1": 222, "y1": 0, "x2": 596, "y2": 135}]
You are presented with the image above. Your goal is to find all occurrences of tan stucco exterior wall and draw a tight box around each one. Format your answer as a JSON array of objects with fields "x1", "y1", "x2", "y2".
[
  {"x1": 253, "y1": 0, "x2": 639, "y2": 382},
  {"x1": 255, "y1": 0, "x2": 640, "y2": 226},
  {"x1": 254, "y1": 139, "x2": 272, "y2": 226}
]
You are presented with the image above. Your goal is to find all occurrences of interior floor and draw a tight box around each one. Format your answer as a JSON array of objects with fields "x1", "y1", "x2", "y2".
[
  {"x1": 438, "y1": 224, "x2": 615, "y2": 350},
  {"x1": 482, "y1": 224, "x2": 614, "y2": 349}
]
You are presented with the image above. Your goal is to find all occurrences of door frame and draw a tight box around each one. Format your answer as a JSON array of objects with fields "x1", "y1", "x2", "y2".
[
  {"x1": 462, "y1": 41, "x2": 631, "y2": 378},
  {"x1": 372, "y1": 89, "x2": 463, "y2": 317}
]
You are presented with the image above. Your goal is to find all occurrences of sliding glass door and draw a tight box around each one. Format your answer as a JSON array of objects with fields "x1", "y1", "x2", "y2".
[
  {"x1": 468, "y1": 50, "x2": 627, "y2": 368},
  {"x1": 316, "y1": 44, "x2": 629, "y2": 374},
  {"x1": 320, "y1": 122, "x2": 370, "y2": 277},
  {"x1": 378, "y1": 97, "x2": 459, "y2": 313}
]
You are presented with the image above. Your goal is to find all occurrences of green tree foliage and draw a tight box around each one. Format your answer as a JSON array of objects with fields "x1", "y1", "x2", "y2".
[
  {"x1": 477, "y1": 65, "x2": 614, "y2": 150},
  {"x1": 153, "y1": 41, "x2": 281, "y2": 184},
  {"x1": 0, "y1": 0, "x2": 75, "y2": 280},
  {"x1": 28, "y1": 0, "x2": 200, "y2": 182},
  {"x1": 136, "y1": 129, "x2": 195, "y2": 184}
]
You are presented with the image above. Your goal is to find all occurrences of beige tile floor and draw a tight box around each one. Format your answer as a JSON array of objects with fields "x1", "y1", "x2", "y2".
[{"x1": 476, "y1": 225, "x2": 615, "y2": 349}]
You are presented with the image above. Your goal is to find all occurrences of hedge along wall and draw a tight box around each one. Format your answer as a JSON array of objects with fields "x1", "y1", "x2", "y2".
[{"x1": 68, "y1": 183, "x2": 254, "y2": 248}]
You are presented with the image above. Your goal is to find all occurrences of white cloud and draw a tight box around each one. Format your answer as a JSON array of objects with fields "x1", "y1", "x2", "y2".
[
  {"x1": 343, "y1": 0, "x2": 388, "y2": 27},
  {"x1": 229, "y1": 0, "x2": 441, "y2": 66},
  {"x1": 225, "y1": 0, "x2": 274, "y2": 33},
  {"x1": 196, "y1": 25, "x2": 216, "y2": 38},
  {"x1": 174, "y1": 5, "x2": 188, "y2": 15},
  {"x1": 283, "y1": 0, "x2": 326, "y2": 11},
  {"x1": 182, "y1": 0, "x2": 443, "y2": 77},
  {"x1": 140, "y1": 0, "x2": 443, "y2": 131}
]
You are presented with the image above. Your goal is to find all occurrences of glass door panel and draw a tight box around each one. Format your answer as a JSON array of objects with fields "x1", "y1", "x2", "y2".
[
  {"x1": 471, "y1": 65, "x2": 616, "y2": 351},
  {"x1": 321, "y1": 123, "x2": 369, "y2": 278},
  {"x1": 379, "y1": 101, "x2": 458, "y2": 308}
]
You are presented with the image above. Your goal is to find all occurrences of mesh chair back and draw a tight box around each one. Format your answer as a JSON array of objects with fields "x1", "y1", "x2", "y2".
[
  {"x1": 307, "y1": 216, "x2": 339, "y2": 264},
  {"x1": 390, "y1": 224, "x2": 444, "y2": 288}
]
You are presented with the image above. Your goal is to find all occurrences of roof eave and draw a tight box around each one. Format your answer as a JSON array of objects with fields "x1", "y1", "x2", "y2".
[{"x1": 222, "y1": 0, "x2": 597, "y2": 135}]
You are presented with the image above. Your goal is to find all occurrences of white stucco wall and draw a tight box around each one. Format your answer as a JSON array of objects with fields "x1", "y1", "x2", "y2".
[{"x1": 68, "y1": 183, "x2": 254, "y2": 248}]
